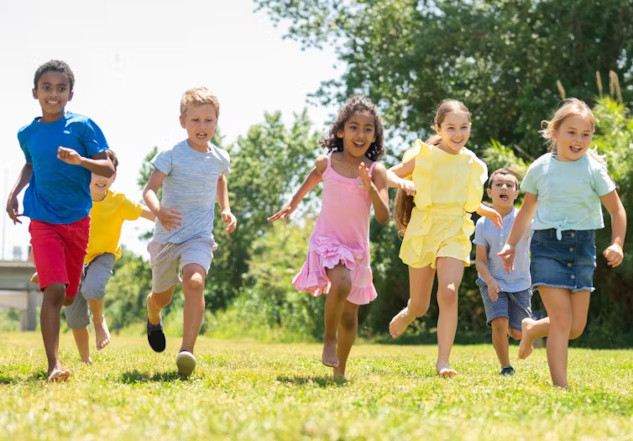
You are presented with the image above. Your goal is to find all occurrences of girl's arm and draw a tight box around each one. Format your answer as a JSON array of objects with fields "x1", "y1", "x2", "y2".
[
  {"x1": 475, "y1": 245, "x2": 501, "y2": 301},
  {"x1": 5, "y1": 163, "x2": 33, "y2": 225},
  {"x1": 143, "y1": 169, "x2": 182, "y2": 231},
  {"x1": 498, "y1": 192, "x2": 538, "y2": 273},
  {"x1": 386, "y1": 157, "x2": 416, "y2": 194},
  {"x1": 359, "y1": 163, "x2": 390, "y2": 224},
  {"x1": 476, "y1": 203, "x2": 503, "y2": 228},
  {"x1": 57, "y1": 148, "x2": 115, "y2": 177},
  {"x1": 600, "y1": 190, "x2": 626, "y2": 267},
  {"x1": 217, "y1": 175, "x2": 237, "y2": 233},
  {"x1": 268, "y1": 156, "x2": 327, "y2": 222}
]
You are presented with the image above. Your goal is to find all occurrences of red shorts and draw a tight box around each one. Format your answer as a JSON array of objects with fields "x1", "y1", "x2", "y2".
[{"x1": 29, "y1": 217, "x2": 90, "y2": 298}]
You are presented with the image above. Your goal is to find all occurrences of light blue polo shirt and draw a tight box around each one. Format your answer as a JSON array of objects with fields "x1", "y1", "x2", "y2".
[
  {"x1": 474, "y1": 207, "x2": 532, "y2": 292},
  {"x1": 521, "y1": 153, "x2": 615, "y2": 233}
]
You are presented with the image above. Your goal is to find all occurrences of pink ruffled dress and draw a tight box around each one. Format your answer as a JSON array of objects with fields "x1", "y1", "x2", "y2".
[{"x1": 292, "y1": 156, "x2": 378, "y2": 305}]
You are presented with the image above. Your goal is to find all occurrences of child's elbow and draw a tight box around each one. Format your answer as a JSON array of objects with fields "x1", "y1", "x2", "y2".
[{"x1": 376, "y1": 212, "x2": 390, "y2": 225}]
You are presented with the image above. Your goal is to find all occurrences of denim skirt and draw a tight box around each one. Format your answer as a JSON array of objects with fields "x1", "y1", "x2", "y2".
[{"x1": 530, "y1": 229, "x2": 596, "y2": 293}]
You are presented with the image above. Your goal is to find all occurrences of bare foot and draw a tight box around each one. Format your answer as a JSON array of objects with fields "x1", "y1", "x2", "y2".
[
  {"x1": 389, "y1": 307, "x2": 414, "y2": 338},
  {"x1": 322, "y1": 339, "x2": 339, "y2": 367},
  {"x1": 82, "y1": 358, "x2": 92, "y2": 365},
  {"x1": 94, "y1": 317, "x2": 111, "y2": 351},
  {"x1": 518, "y1": 318, "x2": 535, "y2": 359},
  {"x1": 47, "y1": 369, "x2": 71, "y2": 383},
  {"x1": 436, "y1": 362, "x2": 458, "y2": 377}
]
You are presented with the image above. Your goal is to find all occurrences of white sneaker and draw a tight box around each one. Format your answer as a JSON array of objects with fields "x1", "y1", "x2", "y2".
[{"x1": 176, "y1": 351, "x2": 196, "y2": 377}]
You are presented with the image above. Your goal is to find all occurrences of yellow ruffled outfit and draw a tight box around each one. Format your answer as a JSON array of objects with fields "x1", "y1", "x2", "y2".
[{"x1": 399, "y1": 140, "x2": 487, "y2": 268}]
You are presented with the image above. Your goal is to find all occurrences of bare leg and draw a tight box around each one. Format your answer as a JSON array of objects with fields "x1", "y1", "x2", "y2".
[
  {"x1": 518, "y1": 316, "x2": 548, "y2": 359},
  {"x1": 389, "y1": 265, "x2": 435, "y2": 338},
  {"x1": 147, "y1": 286, "x2": 175, "y2": 326},
  {"x1": 435, "y1": 257, "x2": 463, "y2": 376},
  {"x1": 88, "y1": 299, "x2": 110, "y2": 350},
  {"x1": 491, "y1": 317, "x2": 510, "y2": 368},
  {"x1": 333, "y1": 301, "x2": 359, "y2": 379},
  {"x1": 539, "y1": 287, "x2": 574, "y2": 388},
  {"x1": 322, "y1": 264, "x2": 352, "y2": 368},
  {"x1": 41, "y1": 283, "x2": 71, "y2": 381},
  {"x1": 180, "y1": 264, "x2": 206, "y2": 353},
  {"x1": 71, "y1": 328, "x2": 92, "y2": 364}
]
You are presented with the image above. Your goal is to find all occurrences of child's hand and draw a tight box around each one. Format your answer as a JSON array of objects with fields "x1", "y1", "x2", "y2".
[
  {"x1": 480, "y1": 205, "x2": 503, "y2": 228},
  {"x1": 497, "y1": 243, "x2": 515, "y2": 274},
  {"x1": 485, "y1": 278, "x2": 502, "y2": 302},
  {"x1": 6, "y1": 195, "x2": 22, "y2": 224},
  {"x1": 221, "y1": 209, "x2": 237, "y2": 233},
  {"x1": 156, "y1": 207, "x2": 183, "y2": 231},
  {"x1": 603, "y1": 243, "x2": 624, "y2": 267},
  {"x1": 397, "y1": 178, "x2": 416, "y2": 196},
  {"x1": 57, "y1": 146, "x2": 82, "y2": 165},
  {"x1": 358, "y1": 163, "x2": 374, "y2": 192},
  {"x1": 268, "y1": 202, "x2": 297, "y2": 222}
]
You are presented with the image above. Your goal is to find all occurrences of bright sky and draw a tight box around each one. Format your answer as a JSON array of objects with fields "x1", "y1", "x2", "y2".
[{"x1": 0, "y1": 0, "x2": 339, "y2": 260}]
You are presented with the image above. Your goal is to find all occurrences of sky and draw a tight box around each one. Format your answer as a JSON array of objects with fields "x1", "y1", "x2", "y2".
[{"x1": 0, "y1": 0, "x2": 340, "y2": 260}]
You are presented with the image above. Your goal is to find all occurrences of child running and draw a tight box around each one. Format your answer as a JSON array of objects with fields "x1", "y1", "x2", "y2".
[
  {"x1": 63, "y1": 149, "x2": 154, "y2": 364},
  {"x1": 474, "y1": 169, "x2": 532, "y2": 376},
  {"x1": 387, "y1": 99, "x2": 502, "y2": 377},
  {"x1": 269, "y1": 95, "x2": 389, "y2": 379},
  {"x1": 5, "y1": 60, "x2": 114, "y2": 382},
  {"x1": 498, "y1": 98, "x2": 626, "y2": 388},
  {"x1": 144, "y1": 87, "x2": 237, "y2": 378}
]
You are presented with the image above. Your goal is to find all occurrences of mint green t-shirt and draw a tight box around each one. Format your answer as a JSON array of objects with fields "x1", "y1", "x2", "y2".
[{"x1": 521, "y1": 152, "x2": 615, "y2": 231}]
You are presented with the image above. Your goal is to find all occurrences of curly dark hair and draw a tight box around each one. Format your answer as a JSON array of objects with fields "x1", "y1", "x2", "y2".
[
  {"x1": 320, "y1": 95, "x2": 384, "y2": 161},
  {"x1": 33, "y1": 60, "x2": 75, "y2": 91}
]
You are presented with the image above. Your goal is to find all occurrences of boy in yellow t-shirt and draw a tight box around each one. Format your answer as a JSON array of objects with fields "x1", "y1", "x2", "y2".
[{"x1": 65, "y1": 149, "x2": 154, "y2": 363}]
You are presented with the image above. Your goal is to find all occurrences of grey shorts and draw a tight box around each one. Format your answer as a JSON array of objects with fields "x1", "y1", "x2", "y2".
[
  {"x1": 148, "y1": 237, "x2": 215, "y2": 293},
  {"x1": 476, "y1": 278, "x2": 533, "y2": 331},
  {"x1": 65, "y1": 253, "x2": 115, "y2": 329}
]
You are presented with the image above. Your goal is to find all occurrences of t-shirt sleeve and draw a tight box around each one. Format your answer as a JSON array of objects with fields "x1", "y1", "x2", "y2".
[
  {"x1": 120, "y1": 195, "x2": 144, "y2": 221},
  {"x1": 81, "y1": 118, "x2": 109, "y2": 157},
  {"x1": 17, "y1": 130, "x2": 32, "y2": 163},
  {"x1": 151, "y1": 149, "x2": 173, "y2": 175},
  {"x1": 591, "y1": 161, "x2": 616, "y2": 196},
  {"x1": 220, "y1": 150, "x2": 231, "y2": 175},
  {"x1": 473, "y1": 218, "x2": 487, "y2": 247},
  {"x1": 520, "y1": 162, "x2": 540, "y2": 194}
]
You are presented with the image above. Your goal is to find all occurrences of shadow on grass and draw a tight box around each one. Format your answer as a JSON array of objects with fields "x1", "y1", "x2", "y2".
[
  {"x1": 119, "y1": 370, "x2": 181, "y2": 384},
  {"x1": 276, "y1": 375, "x2": 347, "y2": 387}
]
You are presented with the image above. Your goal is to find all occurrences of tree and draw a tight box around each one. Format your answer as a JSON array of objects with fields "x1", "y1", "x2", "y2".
[{"x1": 256, "y1": 0, "x2": 633, "y2": 158}]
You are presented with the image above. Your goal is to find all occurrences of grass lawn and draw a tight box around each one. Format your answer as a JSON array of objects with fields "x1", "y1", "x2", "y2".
[{"x1": 0, "y1": 332, "x2": 632, "y2": 441}]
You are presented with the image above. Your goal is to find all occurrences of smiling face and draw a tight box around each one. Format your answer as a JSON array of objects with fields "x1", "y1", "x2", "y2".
[
  {"x1": 180, "y1": 104, "x2": 218, "y2": 151},
  {"x1": 552, "y1": 114, "x2": 593, "y2": 162},
  {"x1": 32, "y1": 71, "x2": 73, "y2": 122},
  {"x1": 486, "y1": 172, "x2": 519, "y2": 211},
  {"x1": 336, "y1": 111, "x2": 377, "y2": 159},
  {"x1": 90, "y1": 171, "x2": 116, "y2": 201},
  {"x1": 435, "y1": 111, "x2": 471, "y2": 154}
]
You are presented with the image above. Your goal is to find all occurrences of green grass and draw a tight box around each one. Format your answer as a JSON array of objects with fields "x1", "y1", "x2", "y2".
[{"x1": 0, "y1": 333, "x2": 632, "y2": 441}]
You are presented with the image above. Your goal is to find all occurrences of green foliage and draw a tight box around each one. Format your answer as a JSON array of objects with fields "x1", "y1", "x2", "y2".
[{"x1": 256, "y1": 0, "x2": 633, "y2": 157}]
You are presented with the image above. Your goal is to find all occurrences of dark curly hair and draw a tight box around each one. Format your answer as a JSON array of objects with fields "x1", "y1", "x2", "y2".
[
  {"x1": 33, "y1": 60, "x2": 75, "y2": 91},
  {"x1": 320, "y1": 95, "x2": 384, "y2": 161}
]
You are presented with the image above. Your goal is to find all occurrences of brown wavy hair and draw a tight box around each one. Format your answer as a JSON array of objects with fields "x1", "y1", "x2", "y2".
[
  {"x1": 394, "y1": 99, "x2": 471, "y2": 235},
  {"x1": 320, "y1": 95, "x2": 384, "y2": 161}
]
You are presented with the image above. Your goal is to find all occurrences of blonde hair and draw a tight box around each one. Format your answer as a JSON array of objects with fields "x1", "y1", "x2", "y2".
[
  {"x1": 540, "y1": 98, "x2": 604, "y2": 163},
  {"x1": 394, "y1": 99, "x2": 471, "y2": 234},
  {"x1": 180, "y1": 87, "x2": 220, "y2": 118}
]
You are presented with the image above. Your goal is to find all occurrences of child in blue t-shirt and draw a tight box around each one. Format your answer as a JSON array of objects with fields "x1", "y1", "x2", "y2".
[
  {"x1": 5, "y1": 60, "x2": 114, "y2": 382},
  {"x1": 474, "y1": 169, "x2": 532, "y2": 376},
  {"x1": 499, "y1": 99, "x2": 626, "y2": 388}
]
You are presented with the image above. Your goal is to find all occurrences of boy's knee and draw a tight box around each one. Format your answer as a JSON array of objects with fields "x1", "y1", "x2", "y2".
[
  {"x1": 182, "y1": 277, "x2": 205, "y2": 295},
  {"x1": 490, "y1": 317, "x2": 508, "y2": 333},
  {"x1": 509, "y1": 329, "x2": 522, "y2": 340}
]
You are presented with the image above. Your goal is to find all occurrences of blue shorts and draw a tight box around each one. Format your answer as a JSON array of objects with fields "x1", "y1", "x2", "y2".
[
  {"x1": 530, "y1": 229, "x2": 596, "y2": 293},
  {"x1": 476, "y1": 279, "x2": 532, "y2": 331}
]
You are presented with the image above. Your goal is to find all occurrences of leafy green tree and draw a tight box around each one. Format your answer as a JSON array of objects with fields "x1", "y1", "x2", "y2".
[{"x1": 256, "y1": 0, "x2": 633, "y2": 158}]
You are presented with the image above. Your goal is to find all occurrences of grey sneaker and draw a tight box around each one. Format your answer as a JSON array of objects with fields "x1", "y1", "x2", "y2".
[
  {"x1": 176, "y1": 351, "x2": 196, "y2": 377},
  {"x1": 500, "y1": 366, "x2": 515, "y2": 376}
]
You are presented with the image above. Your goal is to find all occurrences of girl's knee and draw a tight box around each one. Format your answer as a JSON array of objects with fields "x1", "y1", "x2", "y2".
[
  {"x1": 569, "y1": 323, "x2": 586, "y2": 340},
  {"x1": 408, "y1": 301, "x2": 429, "y2": 318},
  {"x1": 436, "y1": 287, "x2": 458, "y2": 308},
  {"x1": 340, "y1": 311, "x2": 357, "y2": 331},
  {"x1": 330, "y1": 273, "x2": 352, "y2": 295}
]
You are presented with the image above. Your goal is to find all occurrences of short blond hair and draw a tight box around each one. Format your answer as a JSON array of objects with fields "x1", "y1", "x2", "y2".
[{"x1": 180, "y1": 87, "x2": 220, "y2": 118}]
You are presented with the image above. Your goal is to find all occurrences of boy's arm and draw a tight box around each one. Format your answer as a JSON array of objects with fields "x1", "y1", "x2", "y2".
[
  {"x1": 475, "y1": 244, "x2": 501, "y2": 301},
  {"x1": 600, "y1": 190, "x2": 626, "y2": 267},
  {"x1": 139, "y1": 206, "x2": 156, "y2": 221},
  {"x1": 268, "y1": 156, "x2": 327, "y2": 222},
  {"x1": 5, "y1": 163, "x2": 33, "y2": 224},
  {"x1": 57, "y1": 148, "x2": 115, "y2": 177},
  {"x1": 143, "y1": 169, "x2": 182, "y2": 231},
  {"x1": 360, "y1": 163, "x2": 390, "y2": 224},
  {"x1": 498, "y1": 192, "x2": 538, "y2": 273},
  {"x1": 217, "y1": 175, "x2": 237, "y2": 233}
]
